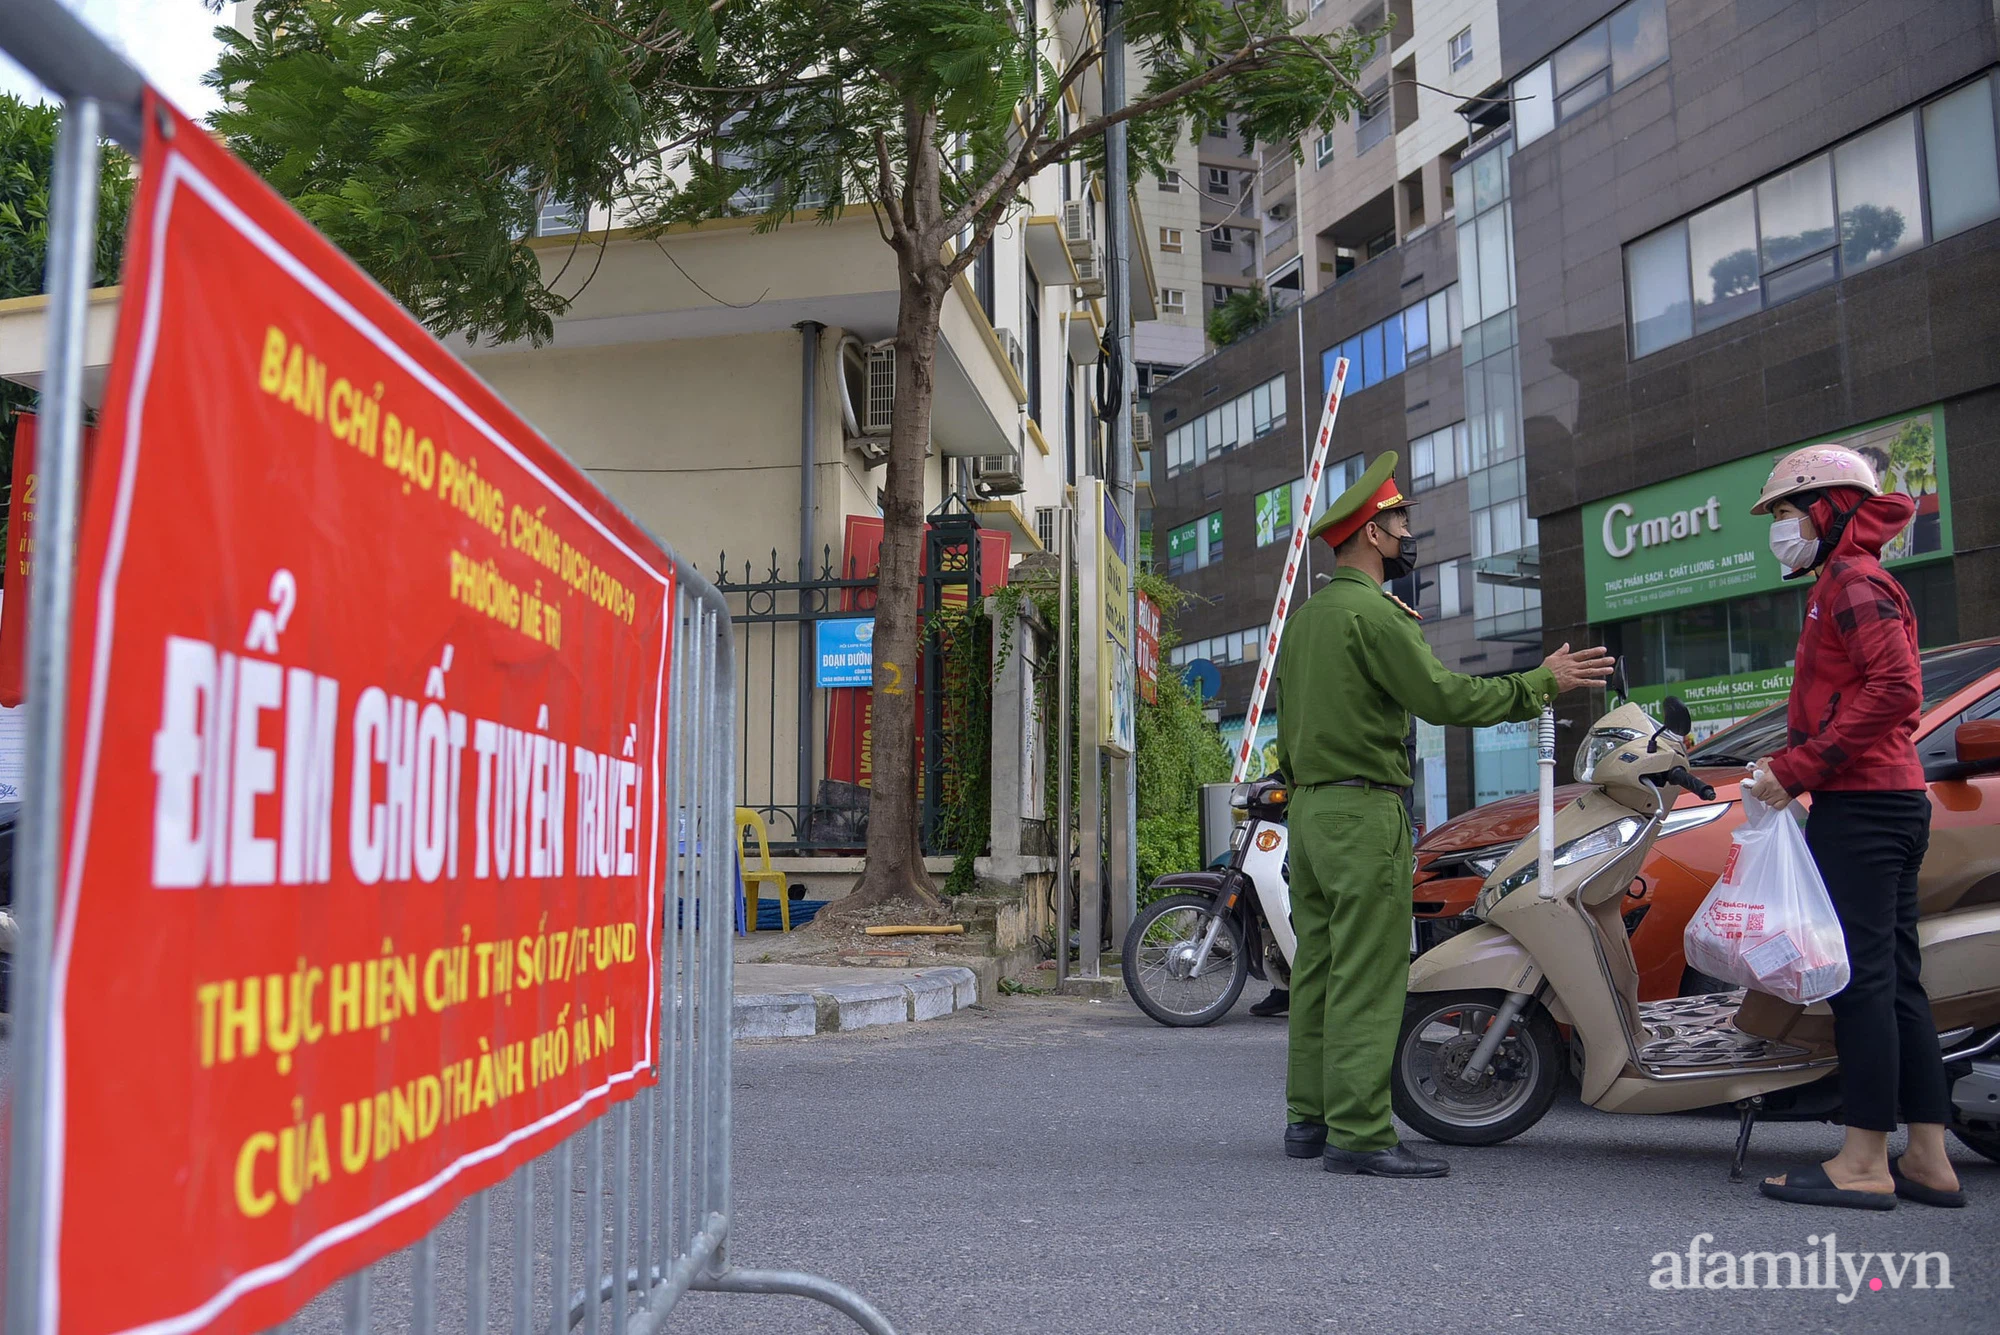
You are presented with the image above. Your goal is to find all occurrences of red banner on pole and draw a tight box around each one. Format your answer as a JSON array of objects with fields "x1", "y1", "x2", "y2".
[
  {"x1": 0, "y1": 412, "x2": 99, "y2": 706},
  {"x1": 42, "y1": 95, "x2": 673, "y2": 1335},
  {"x1": 1135, "y1": 591, "x2": 1159, "y2": 705}
]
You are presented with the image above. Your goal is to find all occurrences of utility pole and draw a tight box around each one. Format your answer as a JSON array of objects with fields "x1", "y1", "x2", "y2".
[{"x1": 1102, "y1": 0, "x2": 1139, "y2": 950}]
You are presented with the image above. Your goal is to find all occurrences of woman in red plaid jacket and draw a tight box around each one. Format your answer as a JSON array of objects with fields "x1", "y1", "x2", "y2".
[{"x1": 1747, "y1": 443, "x2": 1964, "y2": 1212}]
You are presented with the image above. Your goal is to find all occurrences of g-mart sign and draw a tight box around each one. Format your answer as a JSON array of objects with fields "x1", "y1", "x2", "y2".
[{"x1": 1581, "y1": 408, "x2": 1951, "y2": 622}]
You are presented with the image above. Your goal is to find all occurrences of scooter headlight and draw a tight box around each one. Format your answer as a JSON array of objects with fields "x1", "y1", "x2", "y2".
[
  {"x1": 1574, "y1": 727, "x2": 1644, "y2": 783},
  {"x1": 1475, "y1": 816, "x2": 1647, "y2": 915}
]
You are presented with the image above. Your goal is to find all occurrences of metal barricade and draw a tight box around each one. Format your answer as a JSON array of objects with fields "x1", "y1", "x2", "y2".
[{"x1": 0, "y1": 3, "x2": 896, "y2": 1332}]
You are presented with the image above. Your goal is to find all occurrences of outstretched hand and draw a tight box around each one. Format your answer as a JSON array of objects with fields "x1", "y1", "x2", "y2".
[{"x1": 1541, "y1": 642, "x2": 1616, "y2": 694}]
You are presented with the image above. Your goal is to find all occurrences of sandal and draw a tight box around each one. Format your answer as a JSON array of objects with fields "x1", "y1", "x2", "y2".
[
  {"x1": 1758, "y1": 1163, "x2": 1897, "y2": 1211},
  {"x1": 1889, "y1": 1156, "x2": 1967, "y2": 1209}
]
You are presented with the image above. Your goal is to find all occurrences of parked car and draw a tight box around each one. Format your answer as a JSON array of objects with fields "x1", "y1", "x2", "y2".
[{"x1": 1412, "y1": 639, "x2": 2000, "y2": 1000}]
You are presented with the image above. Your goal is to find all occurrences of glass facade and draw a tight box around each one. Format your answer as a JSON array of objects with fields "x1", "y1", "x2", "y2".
[
  {"x1": 1624, "y1": 73, "x2": 2000, "y2": 357},
  {"x1": 1514, "y1": 0, "x2": 1669, "y2": 148},
  {"x1": 1453, "y1": 139, "x2": 1541, "y2": 644}
]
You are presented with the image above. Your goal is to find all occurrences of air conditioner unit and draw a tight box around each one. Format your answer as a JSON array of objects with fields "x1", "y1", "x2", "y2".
[
  {"x1": 1073, "y1": 244, "x2": 1106, "y2": 298},
  {"x1": 973, "y1": 452, "x2": 1025, "y2": 495},
  {"x1": 863, "y1": 345, "x2": 896, "y2": 435},
  {"x1": 996, "y1": 327, "x2": 1027, "y2": 384},
  {"x1": 1062, "y1": 199, "x2": 1094, "y2": 253},
  {"x1": 1034, "y1": 505, "x2": 1063, "y2": 555},
  {"x1": 1132, "y1": 412, "x2": 1153, "y2": 447}
]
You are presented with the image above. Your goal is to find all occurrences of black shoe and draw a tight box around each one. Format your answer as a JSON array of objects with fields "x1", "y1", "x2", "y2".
[
  {"x1": 1323, "y1": 1142, "x2": 1449, "y2": 1178},
  {"x1": 1249, "y1": 988, "x2": 1290, "y2": 1017},
  {"x1": 1284, "y1": 1121, "x2": 1327, "y2": 1158}
]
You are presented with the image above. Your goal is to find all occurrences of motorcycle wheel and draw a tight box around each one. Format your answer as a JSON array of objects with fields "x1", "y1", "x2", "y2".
[
  {"x1": 1390, "y1": 989, "x2": 1562, "y2": 1146},
  {"x1": 1121, "y1": 893, "x2": 1248, "y2": 1027},
  {"x1": 1950, "y1": 1111, "x2": 2000, "y2": 1164}
]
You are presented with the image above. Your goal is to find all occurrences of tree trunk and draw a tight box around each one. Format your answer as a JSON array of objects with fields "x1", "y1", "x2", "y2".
[{"x1": 832, "y1": 258, "x2": 950, "y2": 915}]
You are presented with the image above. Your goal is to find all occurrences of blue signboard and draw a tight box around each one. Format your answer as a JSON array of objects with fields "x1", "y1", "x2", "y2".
[{"x1": 815, "y1": 617, "x2": 876, "y2": 687}]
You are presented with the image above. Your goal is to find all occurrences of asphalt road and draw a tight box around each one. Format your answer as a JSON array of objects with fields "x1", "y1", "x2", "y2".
[
  {"x1": 14, "y1": 993, "x2": 1996, "y2": 1334},
  {"x1": 664, "y1": 993, "x2": 1997, "y2": 1335}
]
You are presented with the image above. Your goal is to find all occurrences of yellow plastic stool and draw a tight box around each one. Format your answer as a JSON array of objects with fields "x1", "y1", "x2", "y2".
[{"x1": 735, "y1": 808, "x2": 791, "y2": 932}]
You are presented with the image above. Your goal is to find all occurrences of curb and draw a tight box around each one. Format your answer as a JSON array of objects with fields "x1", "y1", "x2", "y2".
[{"x1": 732, "y1": 966, "x2": 979, "y2": 1040}]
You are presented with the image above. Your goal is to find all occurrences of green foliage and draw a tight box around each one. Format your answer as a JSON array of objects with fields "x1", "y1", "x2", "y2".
[
  {"x1": 930, "y1": 604, "x2": 993, "y2": 897},
  {"x1": 0, "y1": 92, "x2": 136, "y2": 580},
  {"x1": 1132, "y1": 571, "x2": 1229, "y2": 899},
  {"x1": 1205, "y1": 282, "x2": 1276, "y2": 347},
  {"x1": 212, "y1": 1, "x2": 1382, "y2": 345}
]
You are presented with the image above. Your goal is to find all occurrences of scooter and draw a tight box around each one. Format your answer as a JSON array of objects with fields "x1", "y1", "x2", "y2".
[
  {"x1": 1389, "y1": 696, "x2": 2000, "y2": 1175},
  {"x1": 1121, "y1": 777, "x2": 1299, "y2": 1027}
]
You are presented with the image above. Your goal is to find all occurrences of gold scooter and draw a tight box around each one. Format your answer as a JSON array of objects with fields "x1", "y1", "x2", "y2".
[{"x1": 1388, "y1": 696, "x2": 2000, "y2": 1177}]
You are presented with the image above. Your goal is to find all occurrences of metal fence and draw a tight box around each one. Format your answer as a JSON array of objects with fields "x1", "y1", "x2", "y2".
[{"x1": 0, "y1": 4, "x2": 895, "y2": 1332}]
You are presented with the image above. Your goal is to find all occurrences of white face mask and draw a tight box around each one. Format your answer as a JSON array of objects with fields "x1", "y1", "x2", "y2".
[{"x1": 1769, "y1": 517, "x2": 1818, "y2": 572}]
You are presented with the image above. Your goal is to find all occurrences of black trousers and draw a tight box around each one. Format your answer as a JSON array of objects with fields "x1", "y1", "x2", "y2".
[{"x1": 1805, "y1": 790, "x2": 1951, "y2": 1132}]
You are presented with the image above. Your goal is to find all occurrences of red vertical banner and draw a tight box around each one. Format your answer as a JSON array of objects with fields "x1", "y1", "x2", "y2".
[
  {"x1": 0, "y1": 412, "x2": 99, "y2": 706},
  {"x1": 42, "y1": 95, "x2": 672, "y2": 1335},
  {"x1": 1135, "y1": 591, "x2": 1159, "y2": 705}
]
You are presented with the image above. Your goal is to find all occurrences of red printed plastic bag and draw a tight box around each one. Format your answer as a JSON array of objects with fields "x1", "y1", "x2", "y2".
[{"x1": 1683, "y1": 787, "x2": 1850, "y2": 1005}]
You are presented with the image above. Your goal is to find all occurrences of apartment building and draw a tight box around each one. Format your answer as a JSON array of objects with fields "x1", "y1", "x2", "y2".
[
  {"x1": 1505, "y1": 0, "x2": 2000, "y2": 758},
  {"x1": 1150, "y1": 0, "x2": 1544, "y2": 824}
]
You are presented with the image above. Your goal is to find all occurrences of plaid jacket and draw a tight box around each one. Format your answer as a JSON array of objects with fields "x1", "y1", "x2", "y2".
[{"x1": 1767, "y1": 493, "x2": 1925, "y2": 796}]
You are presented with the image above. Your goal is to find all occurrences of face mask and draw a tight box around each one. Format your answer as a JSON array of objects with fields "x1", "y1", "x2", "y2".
[
  {"x1": 1769, "y1": 517, "x2": 1818, "y2": 572},
  {"x1": 1379, "y1": 530, "x2": 1418, "y2": 581}
]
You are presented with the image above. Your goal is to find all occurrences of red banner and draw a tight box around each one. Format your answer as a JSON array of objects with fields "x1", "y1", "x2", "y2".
[
  {"x1": 0, "y1": 412, "x2": 100, "y2": 706},
  {"x1": 42, "y1": 95, "x2": 673, "y2": 1335},
  {"x1": 1136, "y1": 591, "x2": 1159, "y2": 705}
]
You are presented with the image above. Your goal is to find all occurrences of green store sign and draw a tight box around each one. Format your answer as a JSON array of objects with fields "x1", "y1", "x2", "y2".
[
  {"x1": 1581, "y1": 407, "x2": 1952, "y2": 623},
  {"x1": 1630, "y1": 668, "x2": 1794, "y2": 741}
]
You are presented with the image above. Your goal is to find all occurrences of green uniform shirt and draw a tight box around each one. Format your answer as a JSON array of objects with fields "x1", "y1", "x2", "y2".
[{"x1": 1273, "y1": 566, "x2": 1557, "y2": 788}]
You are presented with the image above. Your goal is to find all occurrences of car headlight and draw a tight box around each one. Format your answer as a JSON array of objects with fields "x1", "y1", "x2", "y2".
[
  {"x1": 1426, "y1": 841, "x2": 1516, "y2": 880},
  {"x1": 1574, "y1": 727, "x2": 1644, "y2": 783}
]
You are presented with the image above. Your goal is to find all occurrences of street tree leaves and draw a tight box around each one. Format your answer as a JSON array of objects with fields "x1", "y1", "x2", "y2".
[
  {"x1": 0, "y1": 91, "x2": 136, "y2": 578},
  {"x1": 212, "y1": 0, "x2": 1382, "y2": 910}
]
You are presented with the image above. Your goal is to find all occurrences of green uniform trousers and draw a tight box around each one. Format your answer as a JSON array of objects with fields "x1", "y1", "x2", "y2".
[{"x1": 1285, "y1": 783, "x2": 1413, "y2": 1151}]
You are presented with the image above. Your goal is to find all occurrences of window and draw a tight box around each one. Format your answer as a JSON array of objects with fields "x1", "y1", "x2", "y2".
[
  {"x1": 1625, "y1": 224, "x2": 1692, "y2": 357},
  {"x1": 1211, "y1": 227, "x2": 1234, "y2": 253},
  {"x1": 1687, "y1": 190, "x2": 1758, "y2": 333},
  {"x1": 1157, "y1": 169, "x2": 1183, "y2": 193},
  {"x1": 1409, "y1": 422, "x2": 1468, "y2": 492},
  {"x1": 1924, "y1": 78, "x2": 2000, "y2": 239},
  {"x1": 1207, "y1": 117, "x2": 1231, "y2": 139},
  {"x1": 1165, "y1": 512, "x2": 1223, "y2": 575},
  {"x1": 1211, "y1": 284, "x2": 1234, "y2": 306},
  {"x1": 1163, "y1": 376, "x2": 1284, "y2": 479},
  {"x1": 1208, "y1": 167, "x2": 1232, "y2": 195},
  {"x1": 1160, "y1": 227, "x2": 1183, "y2": 253},
  {"x1": 1834, "y1": 114, "x2": 1923, "y2": 274},
  {"x1": 1025, "y1": 283, "x2": 1043, "y2": 424},
  {"x1": 1357, "y1": 81, "x2": 1391, "y2": 155},
  {"x1": 1404, "y1": 299, "x2": 1429, "y2": 362},
  {"x1": 1514, "y1": 0, "x2": 1667, "y2": 147},
  {"x1": 1623, "y1": 74, "x2": 2000, "y2": 356},
  {"x1": 1315, "y1": 131, "x2": 1336, "y2": 167},
  {"x1": 1449, "y1": 27, "x2": 1474, "y2": 71},
  {"x1": 1161, "y1": 287, "x2": 1186, "y2": 313},
  {"x1": 536, "y1": 198, "x2": 583, "y2": 236}
]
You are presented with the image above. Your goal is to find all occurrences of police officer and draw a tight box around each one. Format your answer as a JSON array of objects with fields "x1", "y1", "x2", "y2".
[{"x1": 1274, "y1": 453, "x2": 1612, "y2": 1177}]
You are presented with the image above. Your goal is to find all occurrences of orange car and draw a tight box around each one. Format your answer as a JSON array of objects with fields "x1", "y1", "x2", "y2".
[{"x1": 1412, "y1": 638, "x2": 2000, "y2": 1000}]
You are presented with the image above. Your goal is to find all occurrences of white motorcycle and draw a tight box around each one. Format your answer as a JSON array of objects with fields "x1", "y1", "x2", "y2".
[{"x1": 1122, "y1": 778, "x2": 1300, "y2": 1026}]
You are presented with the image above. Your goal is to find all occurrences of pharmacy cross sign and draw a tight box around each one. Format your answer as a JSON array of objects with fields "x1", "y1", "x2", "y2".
[{"x1": 1231, "y1": 358, "x2": 1349, "y2": 784}]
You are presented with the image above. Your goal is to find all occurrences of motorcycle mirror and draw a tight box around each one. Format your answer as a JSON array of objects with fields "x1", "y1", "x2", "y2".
[
  {"x1": 1611, "y1": 655, "x2": 1630, "y2": 705},
  {"x1": 1662, "y1": 696, "x2": 1692, "y2": 738}
]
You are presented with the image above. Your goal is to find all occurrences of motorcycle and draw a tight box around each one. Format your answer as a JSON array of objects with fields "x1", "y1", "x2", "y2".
[
  {"x1": 1388, "y1": 695, "x2": 2000, "y2": 1173},
  {"x1": 1121, "y1": 777, "x2": 1299, "y2": 1026}
]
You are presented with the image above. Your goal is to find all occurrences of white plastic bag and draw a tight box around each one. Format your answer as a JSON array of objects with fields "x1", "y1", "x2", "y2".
[{"x1": 1683, "y1": 784, "x2": 1850, "y2": 1005}]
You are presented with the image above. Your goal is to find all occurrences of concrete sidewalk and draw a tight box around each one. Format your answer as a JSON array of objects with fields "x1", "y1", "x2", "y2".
[{"x1": 732, "y1": 962, "x2": 980, "y2": 1039}]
